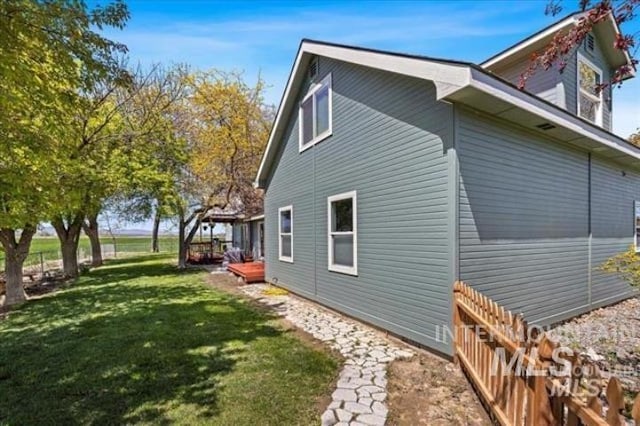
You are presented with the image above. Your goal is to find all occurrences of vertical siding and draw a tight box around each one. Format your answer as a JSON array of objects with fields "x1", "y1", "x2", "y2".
[
  {"x1": 458, "y1": 107, "x2": 591, "y2": 324},
  {"x1": 264, "y1": 58, "x2": 454, "y2": 354},
  {"x1": 492, "y1": 59, "x2": 561, "y2": 106},
  {"x1": 562, "y1": 34, "x2": 613, "y2": 131},
  {"x1": 590, "y1": 157, "x2": 639, "y2": 306}
]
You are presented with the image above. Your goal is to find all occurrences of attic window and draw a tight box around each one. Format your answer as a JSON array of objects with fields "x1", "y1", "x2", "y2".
[
  {"x1": 536, "y1": 123, "x2": 556, "y2": 131},
  {"x1": 299, "y1": 73, "x2": 332, "y2": 152},
  {"x1": 586, "y1": 34, "x2": 595, "y2": 52},
  {"x1": 309, "y1": 59, "x2": 318, "y2": 80},
  {"x1": 577, "y1": 53, "x2": 603, "y2": 125}
]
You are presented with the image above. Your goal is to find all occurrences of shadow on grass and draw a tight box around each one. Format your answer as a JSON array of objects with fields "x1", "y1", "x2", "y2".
[{"x1": 0, "y1": 254, "x2": 288, "y2": 425}]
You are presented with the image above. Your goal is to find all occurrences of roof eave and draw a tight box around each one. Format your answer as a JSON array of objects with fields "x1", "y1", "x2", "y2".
[
  {"x1": 447, "y1": 68, "x2": 640, "y2": 165},
  {"x1": 255, "y1": 40, "x2": 472, "y2": 187}
]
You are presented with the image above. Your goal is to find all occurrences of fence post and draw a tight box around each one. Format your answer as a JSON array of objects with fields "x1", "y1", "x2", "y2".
[{"x1": 40, "y1": 252, "x2": 44, "y2": 276}]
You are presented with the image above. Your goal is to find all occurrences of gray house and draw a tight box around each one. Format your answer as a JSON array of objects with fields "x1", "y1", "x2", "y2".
[{"x1": 254, "y1": 12, "x2": 640, "y2": 356}]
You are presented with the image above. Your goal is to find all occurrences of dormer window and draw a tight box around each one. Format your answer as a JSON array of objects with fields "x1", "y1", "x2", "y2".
[
  {"x1": 299, "y1": 73, "x2": 332, "y2": 152},
  {"x1": 577, "y1": 54, "x2": 603, "y2": 125},
  {"x1": 585, "y1": 34, "x2": 595, "y2": 52}
]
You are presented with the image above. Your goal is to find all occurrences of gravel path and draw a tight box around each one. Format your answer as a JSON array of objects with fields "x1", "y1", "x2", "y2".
[
  {"x1": 239, "y1": 284, "x2": 414, "y2": 426},
  {"x1": 550, "y1": 297, "x2": 640, "y2": 393}
]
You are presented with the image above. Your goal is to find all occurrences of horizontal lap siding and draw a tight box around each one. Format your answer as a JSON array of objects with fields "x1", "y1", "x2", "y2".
[
  {"x1": 314, "y1": 60, "x2": 453, "y2": 354},
  {"x1": 264, "y1": 57, "x2": 454, "y2": 355},
  {"x1": 590, "y1": 157, "x2": 638, "y2": 306},
  {"x1": 458, "y1": 108, "x2": 590, "y2": 324},
  {"x1": 493, "y1": 59, "x2": 560, "y2": 106},
  {"x1": 264, "y1": 113, "x2": 316, "y2": 297}
]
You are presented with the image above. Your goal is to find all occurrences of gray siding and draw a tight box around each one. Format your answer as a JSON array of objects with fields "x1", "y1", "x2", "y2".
[
  {"x1": 590, "y1": 157, "x2": 639, "y2": 306},
  {"x1": 264, "y1": 57, "x2": 454, "y2": 354},
  {"x1": 491, "y1": 32, "x2": 614, "y2": 132},
  {"x1": 493, "y1": 59, "x2": 561, "y2": 105},
  {"x1": 458, "y1": 106, "x2": 635, "y2": 324}
]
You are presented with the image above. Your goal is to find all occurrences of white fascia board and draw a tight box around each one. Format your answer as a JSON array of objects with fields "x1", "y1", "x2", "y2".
[
  {"x1": 604, "y1": 12, "x2": 636, "y2": 78},
  {"x1": 255, "y1": 41, "x2": 470, "y2": 187},
  {"x1": 255, "y1": 45, "x2": 306, "y2": 187},
  {"x1": 481, "y1": 16, "x2": 578, "y2": 69},
  {"x1": 302, "y1": 43, "x2": 470, "y2": 97},
  {"x1": 466, "y1": 68, "x2": 640, "y2": 161}
]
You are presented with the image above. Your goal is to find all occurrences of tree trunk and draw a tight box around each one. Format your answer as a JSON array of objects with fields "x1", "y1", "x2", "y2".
[
  {"x1": 52, "y1": 214, "x2": 83, "y2": 278},
  {"x1": 151, "y1": 208, "x2": 161, "y2": 253},
  {"x1": 82, "y1": 212, "x2": 102, "y2": 267},
  {"x1": 178, "y1": 213, "x2": 187, "y2": 269},
  {"x1": 0, "y1": 226, "x2": 36, "y2": 307}
]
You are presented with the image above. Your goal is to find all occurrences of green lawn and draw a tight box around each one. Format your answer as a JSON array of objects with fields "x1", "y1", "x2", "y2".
[
  {"x1": 0, "y1": 255, "x2": 339, "y2": 425},
  {"x1": 0, "y1": 236, "x2": 180, "y2": 269},
  {"x1": 28, "y1": 235, "x2": 180, "y2": 255}
]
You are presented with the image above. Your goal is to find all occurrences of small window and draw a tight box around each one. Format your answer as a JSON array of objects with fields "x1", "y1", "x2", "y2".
[
  {"x1": 635, "y1": 201, "x2": 640, "y2": 253},
  {"x1": 577, "y1": 54, "x2": 603, "y2": 125},
  {"x1": 279, "y1": 206, "x2": 293, "y2": 262},
  {"x1": 299, "y1": 74, "x2": 332, "y2": 152},
  {"x1": 586, "y1": 34, "x2": 595, "y2": 52},
  {"x1": 328, "y1": 191, "x2": 357, "y2": 275},
  {"x1": 309, "y1": 58, "x2": 318, "y2": 80}
]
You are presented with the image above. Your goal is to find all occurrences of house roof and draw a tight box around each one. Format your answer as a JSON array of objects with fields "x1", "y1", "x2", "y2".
[
  {"x1": 255, "y1": 39, "x2": 640, "y2": 187},
  {"x1": 481, "y1": 10, "x2": 636, "y2": 78}
]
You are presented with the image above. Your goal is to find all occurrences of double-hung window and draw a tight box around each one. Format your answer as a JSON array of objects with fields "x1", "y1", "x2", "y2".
[
  {"x1": 279, "y1": 206, "x2": 293, "y2": 262},
  {"x1": 577, "y1": 54, "x2": 603, "y2": 126},
  {"x1": 299, "y1": 74, "x2": 332, "y2": 151},
  {"x1": 328, "y1": 191, "x2": 357, "y2": 275},
  {"x1": 635, "y1": 201, "x2": 640, "y2": 253}
]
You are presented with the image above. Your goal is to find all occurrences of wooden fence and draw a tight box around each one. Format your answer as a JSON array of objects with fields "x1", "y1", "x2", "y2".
[{"x1": 453, "y1": 281, "x2": 640, "y2": 426}]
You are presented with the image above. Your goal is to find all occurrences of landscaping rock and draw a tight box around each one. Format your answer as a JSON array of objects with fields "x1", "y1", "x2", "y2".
[{"x1": 239, "y1": 283, "x2": 415, "y2": 425}]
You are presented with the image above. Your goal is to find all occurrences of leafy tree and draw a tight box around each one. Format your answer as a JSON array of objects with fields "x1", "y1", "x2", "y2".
[
  {"x1": 166, "y1": 71, "x2": 271, "y2": 268},
  {"x1": 0, "y1": 0, "x2": 129, "y2": 305},
  {"x1": 51, "y1": 63, "x2": 188, "y2": 275},
  {"x1": 630, "y1": 129, "x2": 640, "y2": 147},
  {"x1": 521, "y1": 0, "x2": 638, "y2": 90}
]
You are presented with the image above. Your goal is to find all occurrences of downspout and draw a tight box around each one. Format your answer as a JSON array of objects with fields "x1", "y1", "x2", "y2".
[
  {"x1": 587, "y1": 152, "x2": 592, "y2": 307},
  {"x1": 447, "y1": 102, "x2": 460, "y2": 357}
]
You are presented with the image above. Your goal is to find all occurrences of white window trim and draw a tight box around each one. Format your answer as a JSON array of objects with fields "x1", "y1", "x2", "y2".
[
  {"x1": 576, "y1": 53, "x2": 603, "y2": 126},
  {"x1": 299, "y1": 73, "x2": 333, "y2": 152},
  {"x1": 278, "y1": 205, "x2": 293, "y2": 263},
  {"x1": 327, "y1": 191, "x2": 358, "y2": 276}
]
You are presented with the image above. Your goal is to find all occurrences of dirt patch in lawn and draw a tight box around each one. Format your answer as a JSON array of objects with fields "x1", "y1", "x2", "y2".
[{"x1": 387, "y1": 351, "x2": 491, "y2": 425}]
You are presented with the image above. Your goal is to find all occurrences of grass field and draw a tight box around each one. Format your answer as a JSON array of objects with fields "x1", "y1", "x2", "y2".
[
  {"x1": 28, "y1": 235, "x2": 180, "y2": 254},
  {"x1": 0, "y1": 236, "x2": 180, "y2": 270},
  {"x1": 0, "y1": 254, "x2": 339, "y2": 424}
]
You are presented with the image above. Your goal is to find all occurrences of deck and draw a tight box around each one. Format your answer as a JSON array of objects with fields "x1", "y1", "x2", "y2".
[{"x1": 227, "y1": 262, "x2": 265, "y2": 283}]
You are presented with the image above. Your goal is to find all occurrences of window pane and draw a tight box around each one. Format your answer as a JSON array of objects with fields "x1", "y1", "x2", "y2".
[
  {"x1": 280, "y1": 210, "x2": 291, "y2": 233},
  {"x1": 579, "y1": 61, "x2": 600, "y2": 95},
  {"x1": 281, "y1": 235, "x2": 292, "y2": 257},
  {"x1": 332, "y1": 198, "x2": 353, "y2": 232},
  {"x1": 301, "y1": 98, "x2": 313, "y2": 144},
  {"x1": 332, "y1": 234, "x2": 353, "y2": 267},
  {"x1": 579, "y1": 94, "x2": 597, "y2": 122},
  {"x1": 316, "y1": 85, "x2": 329, "y2": 135}
]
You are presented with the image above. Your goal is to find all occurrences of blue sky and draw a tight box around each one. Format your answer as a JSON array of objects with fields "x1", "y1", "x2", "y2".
[
  {"x1": 105, "y1": 0, "x2": 640, "y2": 136},
  {"x1": 99, "y1": 0, "x2": 640, "y2": 231}
]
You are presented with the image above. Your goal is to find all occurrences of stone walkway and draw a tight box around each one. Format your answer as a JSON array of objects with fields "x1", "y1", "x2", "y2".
[{"x1": 239, "y1": 284, "x2": 414, "y2": 426}]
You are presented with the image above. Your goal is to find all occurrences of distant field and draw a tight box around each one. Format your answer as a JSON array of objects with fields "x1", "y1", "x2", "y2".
[
  {"x1": 0, "y1": 236, "x2": 179, "y2": 270},
  {"x1": 28, "y1": 236, "x2": 179, "y2": 254}
]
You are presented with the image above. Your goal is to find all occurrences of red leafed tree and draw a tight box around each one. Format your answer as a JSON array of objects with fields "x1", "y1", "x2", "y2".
[{"x1": 520, "y1": 0, "x2": 639, "y2": 90}]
